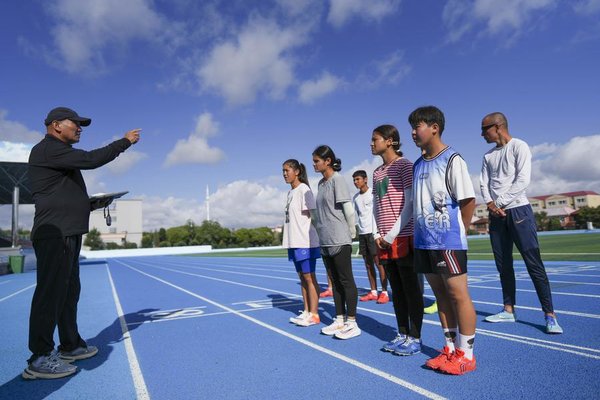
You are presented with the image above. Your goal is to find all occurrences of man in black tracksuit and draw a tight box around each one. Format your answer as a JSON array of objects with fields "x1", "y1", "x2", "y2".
[{"x1": 24, "y1": 107, "x2": 140, "y2": 380}]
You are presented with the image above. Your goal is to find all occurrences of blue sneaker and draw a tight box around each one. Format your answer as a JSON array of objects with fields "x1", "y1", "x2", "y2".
[
  {"x1": 484, "y1": 310, "x2": 516, "y2": 323},
  {"x1": 393, "y1": 337, "x2": 422, "y2": 356},
  {"x1": 382, "y1": 333, "x2": 407, "y2": 352},
  {"x1": 545, "y1": 315, "x2": 563, "y2": 334}
]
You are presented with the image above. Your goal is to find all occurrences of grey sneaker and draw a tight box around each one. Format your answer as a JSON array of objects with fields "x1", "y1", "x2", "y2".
[
  {"x1": 484, "y1": 310, "x2": 516, "y2": 323},
  {"x1": 59, "y1": 345, "x2": 98, "y2": 361},
  {"x1": 22, "y1": 352, "x2": 78, "y2": 380},
  {"x1": 545, "y1": 315, "x2": 564, "y2": 334}
]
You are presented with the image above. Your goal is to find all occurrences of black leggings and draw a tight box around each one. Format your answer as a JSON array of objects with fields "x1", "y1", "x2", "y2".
[
  {"x1": 322, "y1": 245, "x2": 358, "y2": 318},
  {"x1": 383, "y1": 258, "x2": 424, "y2": 339}
]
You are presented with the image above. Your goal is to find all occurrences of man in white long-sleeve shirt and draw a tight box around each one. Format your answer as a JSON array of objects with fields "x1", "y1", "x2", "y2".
[{"x1": 479, "y1": 112, "x2": 562, "y2": 334}]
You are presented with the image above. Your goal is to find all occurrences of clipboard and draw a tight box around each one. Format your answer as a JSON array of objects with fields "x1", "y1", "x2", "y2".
[{"x1": 89, "y1": 191, "x2": 129, "y2": 202}]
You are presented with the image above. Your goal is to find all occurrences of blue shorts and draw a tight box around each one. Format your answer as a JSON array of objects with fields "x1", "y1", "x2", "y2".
[{"x1": 288, "y1": 248, "x2": 320, "y2": 274}]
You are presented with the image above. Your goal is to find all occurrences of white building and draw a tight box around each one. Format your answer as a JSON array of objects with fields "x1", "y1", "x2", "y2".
[{"x1": 86, "y1": 199, "x2": 143, "y2": 247}]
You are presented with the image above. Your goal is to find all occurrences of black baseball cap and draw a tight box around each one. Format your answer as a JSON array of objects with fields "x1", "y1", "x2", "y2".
[{"x1": 44, "y1": 107, "x2": 92, "y2": 126}]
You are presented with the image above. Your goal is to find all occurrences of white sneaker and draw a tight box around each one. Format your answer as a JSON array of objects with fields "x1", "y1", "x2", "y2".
[
  {"x1": 295, "y1": 313, "x2": 321, "y2": 327},
  {"x1": 320, "y1": 318, "x2": 345, "y2": 335},
  {"x1": 289, "y1": 310, "x2": 308, "y2": 324},
  {"x1": 334, "y1": 321, "x2": 361, "y2": 340}
]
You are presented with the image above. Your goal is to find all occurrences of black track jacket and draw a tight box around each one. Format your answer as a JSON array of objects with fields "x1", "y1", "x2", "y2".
[{"x1": 28, "y1": 134, "x2": 132, "y2": 240}]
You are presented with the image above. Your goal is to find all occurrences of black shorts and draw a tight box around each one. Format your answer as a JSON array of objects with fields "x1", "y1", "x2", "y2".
[
  {"x1": 414, "y1": 249, "x2": 468, "y2": 275},
  {"x1": 358, "y1": 234, "x2": 377, "y2": 258}
]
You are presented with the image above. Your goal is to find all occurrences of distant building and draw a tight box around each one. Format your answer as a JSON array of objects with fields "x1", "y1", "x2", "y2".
[
  {"x1": 85, "y1": 199, "x2": 143, "y2": 247},
  {"x1": 470, "y1": 190, "x2": 599, "y2": 233}
]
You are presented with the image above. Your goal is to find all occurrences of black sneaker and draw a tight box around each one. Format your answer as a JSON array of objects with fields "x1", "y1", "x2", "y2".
[
  {"x1": 23, "y1": 352, "x2": 78, "y2": 380},
  {"x1": 59, "y1": 345, "x2": 98, "y2": 361}
]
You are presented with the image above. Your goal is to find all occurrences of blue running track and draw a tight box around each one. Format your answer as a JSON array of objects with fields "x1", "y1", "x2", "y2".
[{"x1": 1, "y1": 256, "x2": 599, "y2": 399}]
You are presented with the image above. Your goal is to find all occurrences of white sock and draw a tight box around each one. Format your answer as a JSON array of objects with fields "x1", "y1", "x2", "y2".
[
  {"x1": 381, "y1": 290, "x2": 388, "y2": 295},
  {"x1": 371, "y1": 290, "x2": 377, "y2": 295},
  {"x1": 336, "y1": 315, "x2": 345, "y2": 324},
  {"x1": 443, "y1": 328, "x2": 458, "y2": 352},
  {"x1": 458, "y1": 333, "x2": 475, "y2": 360}
]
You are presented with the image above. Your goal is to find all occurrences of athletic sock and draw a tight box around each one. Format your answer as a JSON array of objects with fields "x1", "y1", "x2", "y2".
[
  {"x1": 381, "y1": 290, "x2": 388, "y2": 295},
  {"x1": 443, "y1": 328, "x2": 458, "y2": 352},
  {"x1": 371, "y1": 290, "x2": 377, "y2": 295},
  {"x1": 458, "y1": 333, "x2": 475, "y2": 360},
  {"x1": 336, "y1": 315, "x2": 345, "y2": 324}
]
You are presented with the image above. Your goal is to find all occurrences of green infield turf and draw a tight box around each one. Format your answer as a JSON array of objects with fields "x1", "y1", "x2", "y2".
[{"x1": 195, "y1": 232, "x2": 599, "y2": 261}]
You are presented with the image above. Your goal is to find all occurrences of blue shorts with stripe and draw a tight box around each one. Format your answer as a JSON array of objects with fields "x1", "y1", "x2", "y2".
[{"x1": 414, "y1": 249, "x2": 468, "y2": 275}]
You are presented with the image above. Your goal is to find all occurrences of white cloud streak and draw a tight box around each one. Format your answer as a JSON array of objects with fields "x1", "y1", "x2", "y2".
[
  {"x1": 327, "y1": 0, "x2": 400, "y2": 28},
  {"x1": 0, "y1": 110, "x2": 43, "y2": 144},
  {"x1": 298, "y1": 71, "x2": 343, "y2": 104},
  {"x1": 163, "y1": 112, "x2": 225, "y2": 167},
  {"x1": 443, "y1": 0, "x2": 558, "y2": 44},
  {"x1": 197, "y1": 18, "x2": 308, "y2": 105}
]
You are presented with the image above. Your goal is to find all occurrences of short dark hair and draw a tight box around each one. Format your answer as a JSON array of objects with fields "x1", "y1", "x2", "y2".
[
  {"x1": 408, "y1": 106, "x2": 445, "y2": 135},
  {"x1": 352, "y1": 170, "x2": 367, "y2": 179}
]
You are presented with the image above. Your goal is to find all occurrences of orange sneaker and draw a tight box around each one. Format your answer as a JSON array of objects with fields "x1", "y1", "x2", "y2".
[
  {"x1": 319, "y1": 288, "x2": 333, "y2": 298},
  {"x1": 425, "y1": 346, "x2": 452, "y2": 370},
  {"x1": 360, "y1": 292, "x2": 378, "y2": 302},
  {"x1": 376, "y1": 292, "x2": 389, "y2": 304},
  {"x1": 438, "y1": 349, "x2": 476, "y2": 375}
]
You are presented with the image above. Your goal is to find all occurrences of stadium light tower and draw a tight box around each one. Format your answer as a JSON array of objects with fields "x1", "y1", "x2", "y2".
[{"x1": 206, "y1": 185, "x2": 210, "y2": 221}]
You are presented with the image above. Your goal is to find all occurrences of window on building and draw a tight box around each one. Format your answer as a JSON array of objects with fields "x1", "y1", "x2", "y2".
[{"x1": 559, "y1": 200, "x2": 566, "y2": 205}]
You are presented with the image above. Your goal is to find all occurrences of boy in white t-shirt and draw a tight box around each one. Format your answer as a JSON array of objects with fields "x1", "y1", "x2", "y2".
[{"x1": 352, "y1": 170, "x2": 389, "y2": 304}]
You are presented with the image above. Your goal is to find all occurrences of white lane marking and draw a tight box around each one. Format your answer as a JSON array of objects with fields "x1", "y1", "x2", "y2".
[
  {"x1": 115, "y1": 259, "x2": 446, "y2": 400},
  {"x1": 126, "y1": 259, "x2": 600, "y2": 359},
  {"x1": 0, "y1": 280, "x2": 13, "y2": 285},
  {"x1": 468, "y1": 284, "x2": 600, "y2": 299},
  {"x1": 0, "y1": 284, "x2": 35, "y2": 303},
  {"x1": 106, "y1": 265, "x2": 150, "y2": 400},
  {"x1": 143, "y1": 260, "x2": 600, "y2": 319}
]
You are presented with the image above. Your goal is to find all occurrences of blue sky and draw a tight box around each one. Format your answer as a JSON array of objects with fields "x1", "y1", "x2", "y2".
[{"x1": 1, "y1": 0, "x2": 599, "y2": 231}]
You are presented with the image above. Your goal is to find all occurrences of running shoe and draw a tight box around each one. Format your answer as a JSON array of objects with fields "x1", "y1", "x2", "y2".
[
  {"x1": 545, "y1": 315, "x2": 564, "y2": 334},
  {"x1": 382, "y1": 333, "x2": 407, "y2": 352},
  {"x1": 438, "y1": 349, "x2": 476, "y2": 375},
  {"x1": 58, "y1": 345, "x2": 98, "y2": 361},
  {"x1": 425, "y1": 346, "x2": 452, "y2": 370},
  {"x1": 321, "y1": 319, "x2": 345, "y2": 335},
  {"x1": 334, "y1": 321, "x2": 362, "y2": 340},
  {"x1": 359, "y1": 292, "x2": 378, "y2": 302},
  {"x1": 23, "y1": 351, "x2": 78, "y2": 380},
  {"x1": 319, "y1": 288, "x2": 333, "y2": 298},
  {"x1": 393, "y1": 337, "x2": 422, "y2": 356},
  {"x1": 289, "y1": 310, "x2": 308, "y2": 324},
  {"x1": 424, "y1": 301, "x2": 438, "y2": 314},
  {"x1": 376, "y1": 292, "x2": 389, "y2": 304},
  {"x1": 484, "y1": 310, "x2": 516, "y2": 323},
  {"x1": 295, "y1": 313, "x2": 321, "y2": 327}
]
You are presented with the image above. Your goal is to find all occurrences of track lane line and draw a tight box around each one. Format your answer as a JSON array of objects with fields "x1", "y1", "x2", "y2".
[{"x1": 114, "y1": 259, "x2": 447, "y2": 400}]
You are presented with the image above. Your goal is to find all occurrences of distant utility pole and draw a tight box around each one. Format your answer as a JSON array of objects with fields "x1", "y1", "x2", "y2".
[{"x1": 206, "y1": 185, "x2": 210, "y2": 221}]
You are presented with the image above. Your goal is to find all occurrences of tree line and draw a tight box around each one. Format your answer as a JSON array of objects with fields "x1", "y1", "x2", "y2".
[{"x1": 83, "y1": 220, "x2": 282, "y2": 250}]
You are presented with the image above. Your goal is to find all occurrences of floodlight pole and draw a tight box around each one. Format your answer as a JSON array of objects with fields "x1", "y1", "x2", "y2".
[{"x1": 12, "y1": 186, "x2": 19, "y2": 248}]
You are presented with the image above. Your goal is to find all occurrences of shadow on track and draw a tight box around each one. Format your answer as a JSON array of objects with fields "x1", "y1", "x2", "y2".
[{"x1": 0, "y1": 308, "x2": 157, "y2": 400}]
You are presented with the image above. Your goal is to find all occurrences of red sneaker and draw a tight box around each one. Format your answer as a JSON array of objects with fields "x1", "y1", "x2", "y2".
[
  {"x1": 319, "y1": 288, "x2": 333, "y2": 298},
  {"x1": 438, "y1": 349, "x2": 476, "y2": 375},
  {"x1": 425, "y1": 346, "x2": 452, "y2": 370},
  {"x1": 360, "y1": 292, "x2": 378, "y2": 302},
  {"x1": 376, "y1": 292, "x2": 389, "y2": 304}
]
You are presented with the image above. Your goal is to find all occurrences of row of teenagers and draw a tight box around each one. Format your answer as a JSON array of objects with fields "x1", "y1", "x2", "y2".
[{"x1": 280, "y1": 105, "x2": 563, "y2": 376}]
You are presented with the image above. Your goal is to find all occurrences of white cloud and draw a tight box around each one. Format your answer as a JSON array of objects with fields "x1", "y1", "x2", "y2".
[
  {"x1": 105, "y1": 150, "x2": 148, "y2": 175},
  {"x1": 327, "y1": 0, "x2": 400, "y2": 28},
  {"x1": 298, "y1": 71, "x2": 343, "y2": 104},
  {"x1": 443, "y1": 0, "x2": 558, "y2": 44},
  {"x1": 574, "y1": 0, "x2": 600, "y2": 14},
  {"x1": 197, "y1": 18, "x2": 307, "y2": 105},
  {"x1": 0, "y1": 110, "x2": 43, "y2": 144},
  {"x1": 43, "y1": 0, "x2": 176, "y2": 74},
  {"x1": 164, "y1": 112, "x2": 225, "y2": 167},
  {"x1": 357, "y1": 51, "x2": 411, "y2": 89},
  {"x1": 0, "y1": 142, "x2": 33, "y2": 162}
]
